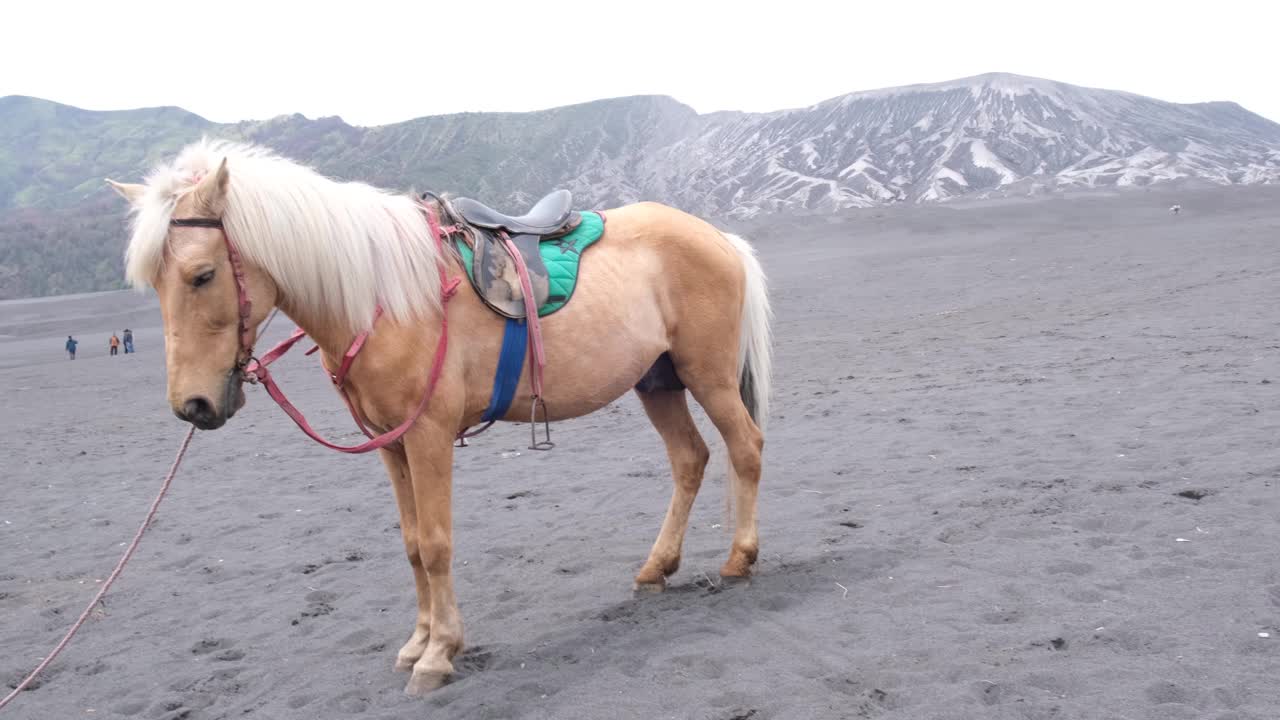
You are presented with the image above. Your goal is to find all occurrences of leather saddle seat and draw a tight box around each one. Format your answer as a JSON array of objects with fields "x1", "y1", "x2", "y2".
[
  {"x1": 433, "y1": 190, "x2": 581, "y2": 320},
  {"x1": 453, "y1": 189, "x2": 575, "y2": 236}
]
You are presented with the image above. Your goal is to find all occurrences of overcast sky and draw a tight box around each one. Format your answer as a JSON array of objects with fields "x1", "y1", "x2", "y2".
[{"x1": 5, "y1": 0, "x2": 1277, "y2": 125}]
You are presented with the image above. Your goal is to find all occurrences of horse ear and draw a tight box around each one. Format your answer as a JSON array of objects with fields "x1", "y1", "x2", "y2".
[
  {"x1": 106, "y1": 179, "x2": 146, "y2": 205},
  {"x1": 191, "y1": 157, "x2": 230, "y2": 215}
]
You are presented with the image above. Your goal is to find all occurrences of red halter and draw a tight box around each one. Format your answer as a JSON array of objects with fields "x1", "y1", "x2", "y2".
[{"x1": 168, "y1": 207, "x2": 459, "y2": 453}]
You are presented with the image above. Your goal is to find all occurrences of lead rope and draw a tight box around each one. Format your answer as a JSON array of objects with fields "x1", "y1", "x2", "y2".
[
  {"x1": 256, "y1": 307, "x2": 280, "y2": 346},
  {"x1": 0, "y1": 426, "x2": 197, "y2": 714}
]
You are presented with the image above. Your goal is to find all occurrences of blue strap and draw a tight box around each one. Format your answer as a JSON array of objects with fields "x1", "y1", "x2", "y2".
[{"x1": 481, "y1": 318, "x2": 528, "y2": 423}]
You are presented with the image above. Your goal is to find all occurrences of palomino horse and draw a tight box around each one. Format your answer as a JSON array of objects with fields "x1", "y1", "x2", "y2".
[{"x1": 107, "y1": 139, "x2": 772, "y2": 695}]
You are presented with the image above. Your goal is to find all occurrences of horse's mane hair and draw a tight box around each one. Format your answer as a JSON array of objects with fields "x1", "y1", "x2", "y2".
[{"x1": 124, "y1": 137, "x2": 442, "y2": 332}]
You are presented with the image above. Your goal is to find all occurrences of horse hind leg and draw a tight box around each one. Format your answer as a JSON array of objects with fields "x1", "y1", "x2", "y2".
[
  {"x1": 634, "y1": 387, "x2": 710, "y2": 591},
  {"x1": 379, "y1": 448, "x2": 432, "y2": 672},
  {"x1": 685, "y1": 379, "x2": 763, "y2": 579}
]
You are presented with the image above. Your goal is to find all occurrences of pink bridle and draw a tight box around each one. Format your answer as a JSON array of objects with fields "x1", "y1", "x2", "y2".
[{"x1": 168, "y1": 206, "x2": 459, "y2": 453}]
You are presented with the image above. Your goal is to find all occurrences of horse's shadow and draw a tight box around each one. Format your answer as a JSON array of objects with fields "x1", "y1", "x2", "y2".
[{"x1": 430, "y1": 552, "x2": 842, "y2": 705}]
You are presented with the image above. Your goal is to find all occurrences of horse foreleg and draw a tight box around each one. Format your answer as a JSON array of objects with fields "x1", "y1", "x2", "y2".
[
  {"x1": 400, "y1": 422, "x2": 464, "y2": 696},
  {"x1": 634, "y1": 389, "x2": 710, "y2": 590},
  {"x1": 379, "y1": 448, "x2": 431, "y2": 672}
]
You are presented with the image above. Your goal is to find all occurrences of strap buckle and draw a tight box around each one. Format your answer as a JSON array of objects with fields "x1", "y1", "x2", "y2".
[{"x1": 240, "y1": 356, "x2": 263, "y2": 385}]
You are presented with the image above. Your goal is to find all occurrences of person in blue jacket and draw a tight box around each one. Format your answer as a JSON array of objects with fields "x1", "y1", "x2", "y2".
[{"x1": 65, "y1": 335, "x2": 78, "y2": 360}]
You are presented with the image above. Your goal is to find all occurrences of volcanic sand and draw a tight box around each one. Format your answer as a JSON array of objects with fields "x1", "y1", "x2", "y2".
[{"x1": 3, "y1": 186, "x2": 1279, "y2": 719}]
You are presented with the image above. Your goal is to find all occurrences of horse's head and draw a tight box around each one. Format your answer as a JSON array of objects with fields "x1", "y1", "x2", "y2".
[{"x1": 108, "y1": 158, "x2": 278, "y2": 430}]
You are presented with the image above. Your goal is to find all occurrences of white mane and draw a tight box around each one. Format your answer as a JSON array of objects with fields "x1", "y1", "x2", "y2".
[{"x1": 124, "y1": 138, "x2": 442, "y2": 332}]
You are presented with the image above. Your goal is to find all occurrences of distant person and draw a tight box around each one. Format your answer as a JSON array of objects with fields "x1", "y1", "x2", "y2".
[
  {"x1": 66, "y1": 335, "x2": 78, "y2": 360},
  {"x1": 123, "y1": 328, "x2": 134, "y2": 354},
  {"x1": 109, "y1": 333, "x2": 120, "y2": 356}
]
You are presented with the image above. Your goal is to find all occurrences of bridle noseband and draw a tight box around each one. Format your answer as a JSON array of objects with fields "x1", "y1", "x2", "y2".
[{"x1": 168, "y1": 217, "x2": 255, "y2": 370}]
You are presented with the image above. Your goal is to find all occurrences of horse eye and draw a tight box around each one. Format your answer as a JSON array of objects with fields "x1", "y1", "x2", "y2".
[{"x1": 192, "y1": 270, "x2": 215, "y2": 288}]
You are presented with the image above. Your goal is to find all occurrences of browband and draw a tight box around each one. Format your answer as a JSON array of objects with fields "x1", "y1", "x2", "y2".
[{"x1": 170, "y1": 218, "x2": 224, "y2": 228}]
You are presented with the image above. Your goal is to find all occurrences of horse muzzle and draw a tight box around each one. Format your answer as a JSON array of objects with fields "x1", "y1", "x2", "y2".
[
  {"x1": 173, "y1": 371, "x2": 245, "y2": 430},
  {"x1": 175, "y1": 395, "x2": 225, "y2": 430}
]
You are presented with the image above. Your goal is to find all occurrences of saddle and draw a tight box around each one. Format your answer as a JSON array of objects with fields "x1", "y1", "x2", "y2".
[{"x1": 442, "y1": 190, "x2": 581, "y2": 319}]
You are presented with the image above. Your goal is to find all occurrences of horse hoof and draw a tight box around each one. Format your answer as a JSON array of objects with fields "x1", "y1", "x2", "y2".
[
  {"x1": 720, "y1": 546, "x2": 757, "y2": 580},
  {"x1": 633, "y1": 577, "x2": 666, "y2": 593},
  {"x1": 394, "y1": 655, "x2": 417, "y2": 673},
  {"x1": 718, "y1": 561, "x2": 754, "y2": 581},
  {"x1": 404, "y1": 667, "x2": 450, "y2": 696}
]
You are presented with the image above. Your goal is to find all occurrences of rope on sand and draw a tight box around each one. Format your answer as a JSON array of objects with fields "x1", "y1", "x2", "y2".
[{"x1": 0, "y1": 426, "x2": 196, "y2": 713}]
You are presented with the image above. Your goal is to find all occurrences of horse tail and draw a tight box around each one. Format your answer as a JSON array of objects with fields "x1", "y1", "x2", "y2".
[
  {"x1": 722, "y1": 232, "x2": 773, "y2": 432},
  {"x1": 719, "y1": 231, "x2": 772, "y2": 527}
]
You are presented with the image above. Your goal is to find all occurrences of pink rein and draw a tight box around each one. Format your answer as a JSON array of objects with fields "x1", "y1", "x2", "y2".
[{"x1": 231, "y1": 203, "x2": 460, "y2": 454}]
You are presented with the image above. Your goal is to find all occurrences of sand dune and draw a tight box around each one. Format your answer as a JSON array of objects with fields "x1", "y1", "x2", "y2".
[{"x1": 3, "y1": 186, "x2": 1279, "y2": 719}]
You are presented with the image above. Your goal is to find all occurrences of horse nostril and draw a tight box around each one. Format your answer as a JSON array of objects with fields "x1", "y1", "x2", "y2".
[{"x1": 182, "y1": 397, "x2": 216, "y2": 426}]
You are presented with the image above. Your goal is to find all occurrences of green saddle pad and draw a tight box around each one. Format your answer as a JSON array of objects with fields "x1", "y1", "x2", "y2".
[{"x1": 454, "y1": 211, "x2": 605, "y2": 317}]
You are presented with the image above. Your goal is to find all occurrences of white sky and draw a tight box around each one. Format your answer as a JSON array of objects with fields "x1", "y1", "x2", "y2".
[{"x1": 5, "y1": 0, "x2": 1278, "y2": 125}]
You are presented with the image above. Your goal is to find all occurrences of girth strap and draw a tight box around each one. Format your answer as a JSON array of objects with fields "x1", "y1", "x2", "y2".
[{"x1": 481, "y1": 318, "x2": 527, "y2": 423}]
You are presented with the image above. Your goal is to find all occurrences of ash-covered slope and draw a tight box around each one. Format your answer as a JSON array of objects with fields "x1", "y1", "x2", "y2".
[{"x1": 654, "y1": 73, "x2": 1280, "y2": 216}]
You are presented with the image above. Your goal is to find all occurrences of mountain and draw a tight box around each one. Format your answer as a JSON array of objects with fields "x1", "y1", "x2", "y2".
[
  {"x1": 653, "y1": 74, "x2": 1280, "y2": 213},
  {"x1": 2, "y1": 73, "x2": 1279, "y2": 298}
]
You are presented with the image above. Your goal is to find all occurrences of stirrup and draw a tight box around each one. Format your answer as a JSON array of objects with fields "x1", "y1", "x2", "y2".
[{"x1": 529, "y1": 396, "x2": 554, "y2": 451}]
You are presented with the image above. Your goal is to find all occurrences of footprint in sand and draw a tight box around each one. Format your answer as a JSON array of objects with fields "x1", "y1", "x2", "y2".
[
  {"x1": 820, "y1": 679, "x2": 893, "y2": 715},
  {"x1": 503, "y1": 682, "x2": 559, "y2": 703},
  {"x1": 338, "y1": 627, "x2": 377, "y2": 649},
  {"x1": 453, "y1": 646, "x2": 495, "y2": 677},
  {"x1": 555, "y1": 562, "x2": 589, "y2": 577},
  {"x1": 973, "y1": 680, "x2": 1002, "y2": 706},
  {"x1": 332, "y1": 690, "x2": 371, "y2": 713},
  {"x1": 152, "y1": 698, "x2": 199, "y2": 720},
  {"x1": 292, "y1": 590, "x2": 337, "y2": 625},
  {"x1": 74, "y1": 659, "x2": 108, "y2": 676},
  {"x1": 189, "y1": 638, "x2": 232, "y2": 656}
]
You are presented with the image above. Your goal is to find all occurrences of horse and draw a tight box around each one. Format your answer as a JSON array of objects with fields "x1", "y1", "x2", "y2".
[{"x1": 106, "y1": 138, "x2": 772, "y2": 695}]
